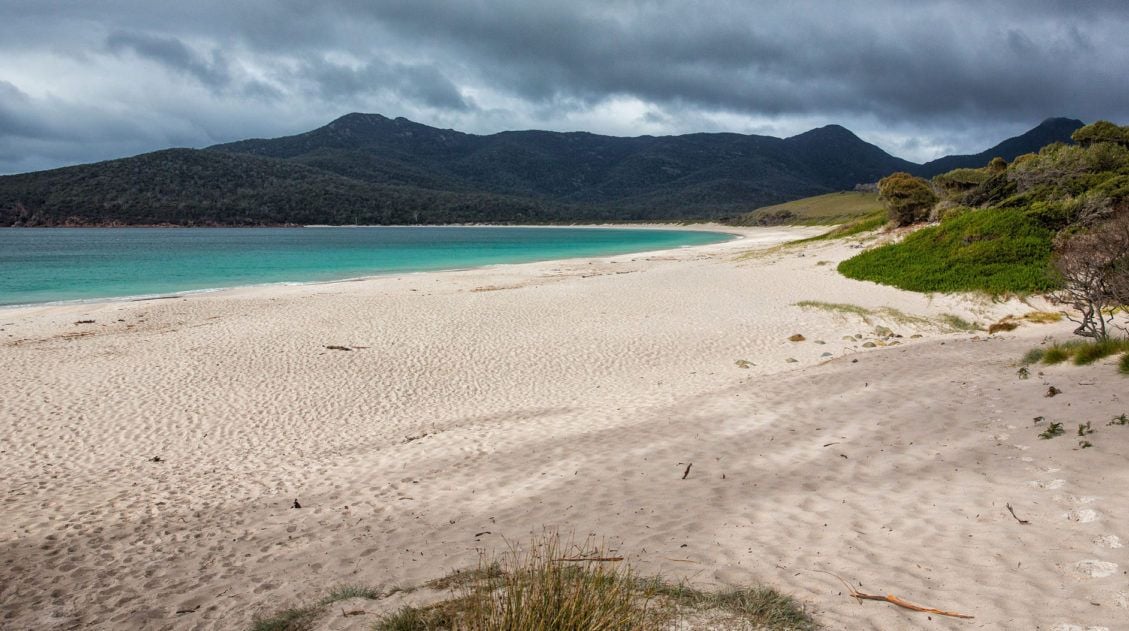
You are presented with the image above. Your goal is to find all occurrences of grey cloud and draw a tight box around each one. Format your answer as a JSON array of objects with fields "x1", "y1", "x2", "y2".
[
  {"x1": 297, "y1": 57, "x2": 471, "y2": 111},
  {"x1": 106, "y1": 31, "x2": 232, "y2": 90},
  {"x1": 353, "y1": 0, "x2": 1129, "y2": 125},
  {"x1": 3, "y1": 0, "x2": 1129, "y2": 172}
]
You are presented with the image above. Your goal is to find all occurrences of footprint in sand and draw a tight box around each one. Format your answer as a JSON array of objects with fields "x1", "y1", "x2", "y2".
[
  {"x1": 1073, "y1": 560, "x2": 1119, "y2": 578},
  {"x1": 1063, "y1": 508, "x2": 1101, "y2": 523},
  {"x1": 1029, "y1": 478, "x2": 1066, "y2": 490},
  {"x1": 1092, "y1": 535, "x2": 1123, "y2": 549}
]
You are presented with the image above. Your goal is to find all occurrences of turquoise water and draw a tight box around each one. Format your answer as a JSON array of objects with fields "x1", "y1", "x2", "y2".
[{"x1": 0, "y1": 227, "x2": 730, "y2": 307}]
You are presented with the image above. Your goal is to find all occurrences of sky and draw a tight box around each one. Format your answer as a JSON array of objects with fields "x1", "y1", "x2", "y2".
[{"x1": 2, "y1": 0, "x2": 1128, "y2": 175}]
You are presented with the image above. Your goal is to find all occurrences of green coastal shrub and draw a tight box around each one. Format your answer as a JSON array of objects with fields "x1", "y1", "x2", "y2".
[
  {"x1": 933, "y1": 168, "x2": 991, "y2": 196},
  {"x1": 1072, "y1": 120, "x2": 1129, "y2": 148},
  {"x1": 838, "y1": 208, "x2": 1057, "y2": 294},
  {"x1": 878, "y1": 172, "x2": 938, "y2": 226}
]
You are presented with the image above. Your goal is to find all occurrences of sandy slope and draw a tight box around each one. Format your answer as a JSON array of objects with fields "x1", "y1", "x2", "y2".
[{"x1": 0, "y1": 226, "x2": 1125, "y2": 630}]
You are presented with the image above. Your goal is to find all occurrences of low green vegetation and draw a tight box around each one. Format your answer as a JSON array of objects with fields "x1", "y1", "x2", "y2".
[
  {"x1": 375, "y1": 533, "x2": 815, "y2": 630},
  {"x1": 1038, "y1": 422, "x2": 1065, "y2": 439},
  {"x1": 250, "y1": 533, "x2": 815, "y2": 631},
  {"x1": 839, "y1": 208, "x2": 1057, "y2": 293},
  {"x1": 793, "y1": 300, "x2": 981, "y2": 332},
  {"x1": 729, "y1": 191, "x2": 882, "y2": 227},
  {"x1": 1026, "y1": 338, "x2": 1129, "y2": 366},
  {"x1": 877, "y1": 172, "x2": 938, "y2": 226},
  {"x1": 250, "y1": 583, "x2": 383, "y2": 631},
  {"x1": 940, "y1": 314, "x2": 982, "y2": 331},
  {"x1": 1022, "y1": 348, "x2": 1046, "y2": 365},
  {"x1": 251, "y1": 605, "x2": 323, "y2": 631},
  {"x1": 794, "y1": 210, "x2": 888, "y2": 243},
  {"x1": 840, "y1": 120, "x2": 1129, "y2": 298}
]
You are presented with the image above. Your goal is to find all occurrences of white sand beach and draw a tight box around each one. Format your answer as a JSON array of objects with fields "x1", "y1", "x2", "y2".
[{"x1": 1, "y1": 225, "x2": 1126, "y2": 630}]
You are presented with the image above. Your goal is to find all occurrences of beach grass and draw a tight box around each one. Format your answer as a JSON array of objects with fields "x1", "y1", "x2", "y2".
[
  {"x1": 248, "y1": 532, "x2": 815, "y2": 631},
  {"x1": 1024, "y1": 338, "x2": 1129, "y2": 368},
  {"x1": 371, "y1": 532, "x2": 816, "y2": 631},
  {"x1": 794, "y1": 300, "x2": 980, "y2": 332},
  {"x1": 250, "y1": 583, "x2": 383, "y2": 631},
  {"x1": 1021, "y1": 348, "x2": 1046, "y2": 365},
  {"x1": 797, "y1": 210, "x2": 888, "y2": 243},
  {"x1": 940, "y1": 314, "x2": 981, "y2": 332},
  {"x1": 1022, "y1": 311, "x2": 1063, "y2": 324},
  {"x1": 250, "y1": 605, "x2": 323, "y2": 631}
]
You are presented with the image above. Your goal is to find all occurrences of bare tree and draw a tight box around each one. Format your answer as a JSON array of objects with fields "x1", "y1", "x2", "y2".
[
  {"x1": 1052, "y1": 211, "x2": 1129, "y2": 338},
  {"x1": 1107, "y1": 213, "x2": 1129, "y2": 328}
]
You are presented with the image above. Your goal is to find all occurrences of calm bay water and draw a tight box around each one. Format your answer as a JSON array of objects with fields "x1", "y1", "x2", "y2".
[{"x1": 0, "y1": 226, "x2": 730, "y2": 307}]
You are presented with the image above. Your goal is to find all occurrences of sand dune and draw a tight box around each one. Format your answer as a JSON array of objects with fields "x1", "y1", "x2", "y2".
[{"x1": 1, "y1": 226, "x2": 1126, "y2": 630}]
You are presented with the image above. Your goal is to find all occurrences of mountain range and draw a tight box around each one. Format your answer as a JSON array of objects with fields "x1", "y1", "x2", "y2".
[{"x1": 0, "y1": 115, "x2": 1084, "y2": 226}]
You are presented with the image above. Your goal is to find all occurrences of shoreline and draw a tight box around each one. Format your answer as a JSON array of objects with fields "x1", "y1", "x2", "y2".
[
  {"x1": 2, "y1": 226, "x2": 1125, "y2": 630},
  {"x1": 0, "y1": 223, "x2": 744, "y2": 312}
]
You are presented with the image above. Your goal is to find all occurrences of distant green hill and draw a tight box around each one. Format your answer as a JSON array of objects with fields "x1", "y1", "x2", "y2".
[
  {"x1": 916, "y1": 118, "x2": 1084, "y2": 178},
  {"x1": 0, "y1": 114, "x2": 1081, "y2": 226},
  {"x1": 728, "y1": 191, "x2": 881, "y2": 226}
]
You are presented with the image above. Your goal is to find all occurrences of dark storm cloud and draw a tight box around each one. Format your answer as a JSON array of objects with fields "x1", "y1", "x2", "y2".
[
  {"x1": 106, "y1": 31, "x2": 232, "y2": 91},
  {"x1": 297, "y1": 57, "x2": 471, "y2": 110},
  {"x1": 2, "y1": 0, "x2": 1129, "y2": 173},
  {"x1": 356, "y1": 0, "x2": 1129, "y2": 122}
]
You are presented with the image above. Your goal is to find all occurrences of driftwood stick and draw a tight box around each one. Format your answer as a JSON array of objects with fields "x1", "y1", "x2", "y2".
[
  {"x1": 810, "y1": 570, "x2": 974, "y2": 619},
  {"x1": 681, "y1": 462, "x2": 693, "y2": 479},
  {"x1": 1006, "y1": 503, "x2": 1030, "y2": 525},
  {"x1": 851, "y1": 592, "x2": 974, "y2": 618},
  {"x1": 554, "y1": 556, "x2": 625, "y2": 562}
]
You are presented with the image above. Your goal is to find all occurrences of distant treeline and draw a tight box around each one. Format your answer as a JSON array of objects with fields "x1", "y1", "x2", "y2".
[{"x1": 0, "y1": 113, "x2": 1082, "y2": 227}]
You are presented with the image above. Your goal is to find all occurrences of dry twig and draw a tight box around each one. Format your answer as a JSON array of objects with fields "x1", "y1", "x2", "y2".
[
  {"x1": 812, "y1": 570, "x2": 974, "y2": 619},
  {"x1": 1006, "y1": 503, "x2": 1031, "y2": 525}
]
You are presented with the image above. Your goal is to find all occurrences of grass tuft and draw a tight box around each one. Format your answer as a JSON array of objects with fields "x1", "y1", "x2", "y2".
[
  {"x1": 1023, "y1": 311, "x2": 1063, "y2": 323},
  {"x1": 794, "y1": 300, "x2": 977, "y2": 332},
  {"x1": 1121, "y1": 353, "x2": 1129, "y2": 375},
  {"x1": 375, "y1": 531, "x2": 815, "y2": 631},
  {"x1": 640, "y1": 581, "x2": 816, "y2": 630},
  {"x1": 1034, "y1": 338, "x2": 1129, "y2": 366},
  {"x1": 1021, "y1": 348, "x2": 1045, "y2": 365},
  {"x1": 250, "y1": 606, "x2": 321, "y2": 631},
  {"x1": 424, "y1": 564, "x2": 503, "y2": 591},
  {"x1": 794, "y1": 300, "x2": 873, "y2": 320},
  {"x1": 988, "y1": 320, "x2": 1020, "y2": 334},
  {"x1": 1042, "y1": 342, "x2": 1076, "y2": 364},
  {"x1": 320, "y1": 584, "x2": 380, "y2": 604},
  {"x1": 940, "y1": 314, "x2": 982, "y2": 331},
  {"x1": 251, "y1": 584, "x2": 382, "y2": 631},
  {"x1": 1072, "y1": 338, "x2": 1129, "y2": 365},
  {"x1": 797, "y1": 210, "x2": 888, "y2": 242},
  {"x1": 376, "y1": 603, "x2": 460, "y2": 631},
  {"x1": 1038, "y1": 422, "x2": 1065, "y2": 439}
]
